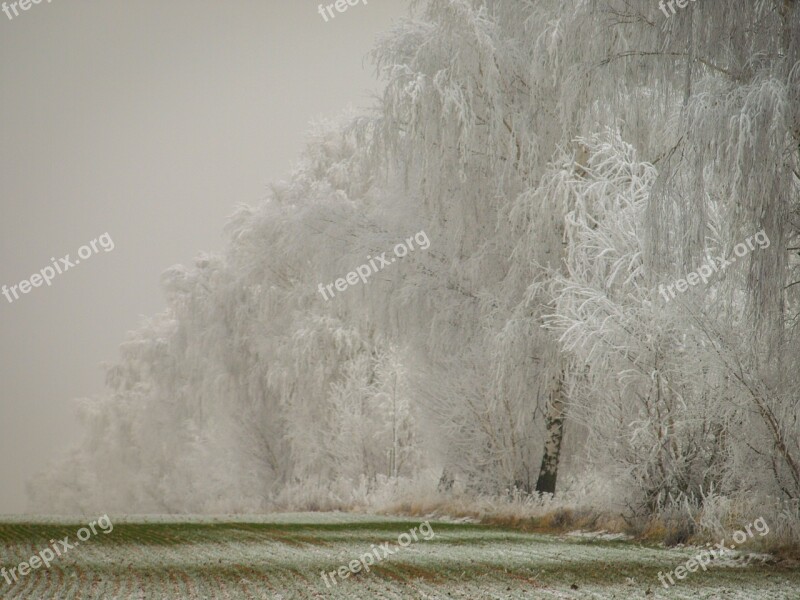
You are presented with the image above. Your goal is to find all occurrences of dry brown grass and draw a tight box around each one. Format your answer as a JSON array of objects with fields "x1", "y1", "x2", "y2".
[{"x1": 378, "y1": 495, "x2": 800, "y2": 558}]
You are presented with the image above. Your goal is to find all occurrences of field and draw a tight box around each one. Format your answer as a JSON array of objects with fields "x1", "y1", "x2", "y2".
[{"x1": 0, "y1": 514, "x2": 796, "y2": 599}]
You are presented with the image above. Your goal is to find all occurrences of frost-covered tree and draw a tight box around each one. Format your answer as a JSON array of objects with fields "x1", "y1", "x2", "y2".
[{"x1": 30, "y1": 0, "x2": 800, "y2": 527}]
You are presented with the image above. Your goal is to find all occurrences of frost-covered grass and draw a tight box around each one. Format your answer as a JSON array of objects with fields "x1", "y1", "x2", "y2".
[
  {"x1": 0, "y1": 515, "x2": 797, "y2": 599},
  {"x1": 0, "y1": 512, "x2": 404, "y2": 526}
]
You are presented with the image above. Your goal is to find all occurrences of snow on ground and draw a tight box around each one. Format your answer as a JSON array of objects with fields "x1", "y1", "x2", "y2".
[
  {"x1": 565, "y1": 530, "x2": 632, "y2": 541},
  {"x1": 0, "y1": 515, "x2": 796, "y2": 599}
]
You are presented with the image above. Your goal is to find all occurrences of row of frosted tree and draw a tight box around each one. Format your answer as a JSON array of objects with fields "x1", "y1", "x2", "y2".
[{"x1": 34, "y1": 0, "x2": 800, "y2": 524}]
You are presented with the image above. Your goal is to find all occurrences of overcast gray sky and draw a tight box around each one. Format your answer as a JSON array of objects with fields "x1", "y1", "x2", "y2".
[{"x1": 0, "y1": 0, "x2": 408, "y2": 513}]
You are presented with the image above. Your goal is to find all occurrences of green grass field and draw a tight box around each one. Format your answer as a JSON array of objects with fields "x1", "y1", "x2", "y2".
[{"x1": 0, "y1": 515, "x2": 796, "y2": 598}]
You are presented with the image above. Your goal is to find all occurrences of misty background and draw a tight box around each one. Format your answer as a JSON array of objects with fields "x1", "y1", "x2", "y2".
[{"x1": 0, "y1": 0, "x2": 407, "y2": 513}]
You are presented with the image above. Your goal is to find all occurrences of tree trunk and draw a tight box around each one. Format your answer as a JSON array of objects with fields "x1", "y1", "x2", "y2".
[
  {"x1": 535, "y1": 370, "x2": 566, "y2": 495},
  {"x1": 438, "y1": 467, "x2": 454, "y2": 492}
]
